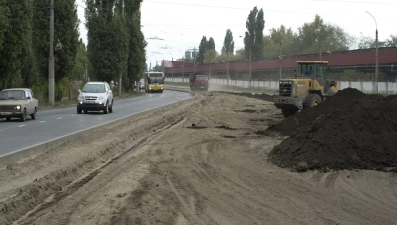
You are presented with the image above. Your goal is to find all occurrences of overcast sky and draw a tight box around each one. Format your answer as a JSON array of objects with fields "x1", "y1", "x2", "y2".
[{"x1": 77, "y1": 0, "x2": 397, "y2": 68}]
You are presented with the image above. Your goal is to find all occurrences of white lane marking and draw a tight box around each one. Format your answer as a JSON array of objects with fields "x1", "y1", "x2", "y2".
[
  {"x1": 57, "y1": 117, "x2": 62, "y2": 120},
  {"x1": 18, "y1": 125, "x2": 26, "y2": 128},
  {"x1": 40, "y1": 121, "x2": 45, "y2": 123}
]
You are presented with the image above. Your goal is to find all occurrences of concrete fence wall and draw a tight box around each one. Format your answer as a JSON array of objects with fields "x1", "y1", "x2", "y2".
[{"x1": 166, "y1": 77, "x2": 397, "y2": 95}]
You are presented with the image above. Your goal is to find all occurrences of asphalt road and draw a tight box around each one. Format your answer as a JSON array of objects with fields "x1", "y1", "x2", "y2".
[{"x1": 0, "y1": 90, "x2": 192, "y2": 159}]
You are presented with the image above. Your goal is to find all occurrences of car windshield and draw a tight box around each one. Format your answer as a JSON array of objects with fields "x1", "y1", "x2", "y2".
[
  {"x1": 0, "y1": 90, "x2": 25, "y2": 100},
  {"x1": 82, "y1": 84, "x2": 106, "y2": 93}
]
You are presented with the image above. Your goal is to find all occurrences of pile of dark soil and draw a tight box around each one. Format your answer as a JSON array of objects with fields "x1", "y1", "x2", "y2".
[{"x1": 267, "y1": 88, "x2": 397, "y2": 172}]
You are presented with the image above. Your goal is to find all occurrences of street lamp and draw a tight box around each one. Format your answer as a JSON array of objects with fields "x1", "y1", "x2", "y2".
[{"x1": 365, "y1": 11, "x2": 379, "y2": 92}]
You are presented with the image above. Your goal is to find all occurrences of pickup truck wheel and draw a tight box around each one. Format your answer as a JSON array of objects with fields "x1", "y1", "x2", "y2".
[
  {"x1": 281, "y1": 109, "x2": 297, "y2": 118},
  {"x1": 304, "y1": 94, "x2": 322, "y2": 109},
  {"x1": 20, "y1": 109, "x2": 27, "y2": 122},
  {"x1": 30, "y1": 108, "x2": 37, "y2": 119}
]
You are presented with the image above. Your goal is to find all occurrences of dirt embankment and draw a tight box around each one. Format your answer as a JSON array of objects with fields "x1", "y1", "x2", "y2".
[
  {"x1": 266, "y1": 88, "x2": 397, "y2": 172},
  {"x1": 1, "y1": 91, "x2": 397, "y2": 225}
]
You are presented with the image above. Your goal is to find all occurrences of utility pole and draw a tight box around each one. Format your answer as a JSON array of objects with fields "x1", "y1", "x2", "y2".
[
  {"x1": 118, "y1": 0, "x2": 125, "y2": 97},
  {"x1": 48, "y1": 0, "x2": 54, "y2": 106},
  {"x1": 279, "y1": 42, "x2": 282, "y2": 80}
]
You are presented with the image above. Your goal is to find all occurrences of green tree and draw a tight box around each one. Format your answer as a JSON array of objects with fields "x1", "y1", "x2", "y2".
[
  {"x1": 86, "y1": 0, "x2": 117, "y2": 82},
  {"x1": 385, "y1": 35, "x2": 397, "y2": 47},
  {"x1": 125, "y1": 0, "x2": 145, "y2": 92},
  {"x1": 72, "y1": 39, "x2": 88, "y2": 81},
  {"x1": 0, "y1": 0, "x2": 33, "y2": 89},
  {"x1": 196, "y1": 36, "x2": 208, "y2": 65},
  {"x1": 295, "y1": 15, "x2": 351, "y2": 55},
  {"x1": 31, "y1": 0, "x2": 49, "y2": 86},
  {"x1": 53, "y1": 0, "x2": 80, "y2": 82},
  {"x1": 86, "y1": 0, "x2": 144, "y2": 91},
  {"x1": 207, "y1": 37, "x2": 216, "y2": 52},
  {"x1": 267, "y1": 25, "x2": 295, "y2": 57},
  {"x1": 0, "y1": 0, "x2": 10, "y2": 52},
  {"x1": 222, "y1": 29, "x2": 234, "y2": 57},
  {"x1": 29, "y1": 0, "x2": 80, "y2": 100},
  {"x1": 152, "y1": 64, "x2": 162, "y2": 72},
  {"x1": 244, "y1": 6, "x2": 265, "y2": 60}
]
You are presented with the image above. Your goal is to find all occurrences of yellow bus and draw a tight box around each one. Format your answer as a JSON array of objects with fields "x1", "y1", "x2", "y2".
[{"x1": 144, "y1": 72, "x2": 165, "y2": 93}]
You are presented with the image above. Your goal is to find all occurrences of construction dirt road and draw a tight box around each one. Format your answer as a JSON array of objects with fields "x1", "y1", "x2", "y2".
[{"x1": 1, "y1": 90, "x2": 397, "y2": 225}]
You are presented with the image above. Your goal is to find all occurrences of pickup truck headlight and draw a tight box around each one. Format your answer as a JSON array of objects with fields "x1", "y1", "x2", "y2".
[{"x1": 78, "y1": 95, "x2": 84, "y2": 100}]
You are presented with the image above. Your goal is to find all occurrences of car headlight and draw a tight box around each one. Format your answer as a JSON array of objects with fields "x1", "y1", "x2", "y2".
[
  {"x1": 78, "y1": 95, "x2": 84, "y2": 100},
  {"x1": 15, "y1": 105, "x2": 21, "y2": 110},
  {"x1": 98, "y1": 96, "x2": 105, "y2": 100}
]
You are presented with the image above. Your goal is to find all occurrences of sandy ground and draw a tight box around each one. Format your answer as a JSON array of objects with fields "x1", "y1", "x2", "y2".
[{"x1": 1, "y1": 91, "x2": 397, "y2": 225}]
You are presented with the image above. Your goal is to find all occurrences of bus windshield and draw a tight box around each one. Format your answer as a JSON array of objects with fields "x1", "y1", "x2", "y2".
[{"x1": 146, "y1": 72, "x2": 165, "y2": 84}]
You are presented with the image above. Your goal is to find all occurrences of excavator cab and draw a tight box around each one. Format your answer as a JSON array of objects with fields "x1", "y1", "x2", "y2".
[{"x1": 297, "y1": 61, "x2": 325, "y2": 79}]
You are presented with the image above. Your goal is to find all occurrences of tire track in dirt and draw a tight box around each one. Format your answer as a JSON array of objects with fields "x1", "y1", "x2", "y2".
[
  {"x1": 15, "y1": 117, "x2": 186, "y2": 224},
  {"x1": 1, "y1": 95, "x2": 202, "y2": 224}
]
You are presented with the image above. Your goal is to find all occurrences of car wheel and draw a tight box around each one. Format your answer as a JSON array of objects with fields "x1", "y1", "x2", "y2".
[
  {"x1": 20, "y1": 109, "x2": 27, "y2": 122},
  {"x1": 109, "y1": 100, "x2": 113, "y2": 113},
  {"x1": 103, "y1": 102, "x2": 109, "y2": 114},
  {"x1": 31, "y1": 108, "x2": 37, "y2": 119},
  {"x1": 77, "y1": 108, "x2": 82, "y2": 114}
]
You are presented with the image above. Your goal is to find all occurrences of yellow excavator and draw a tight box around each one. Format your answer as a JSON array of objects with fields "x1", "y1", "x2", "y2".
[{"x1": 273, "y1": 61, "x2": 339, "y2": 117}]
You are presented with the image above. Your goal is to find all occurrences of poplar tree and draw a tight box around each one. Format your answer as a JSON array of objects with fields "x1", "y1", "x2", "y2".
[
  {"x1": 222, "y1": 29, "x2": 234, "y2": 57},
  {"x1": 244, "y1": 6, "x2": 264, "y2": 60},
  {"x1": 0, "y1": 0, "x2": 32, "y2": 89}
]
